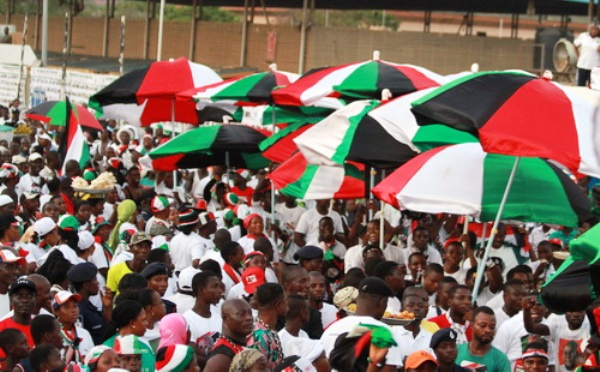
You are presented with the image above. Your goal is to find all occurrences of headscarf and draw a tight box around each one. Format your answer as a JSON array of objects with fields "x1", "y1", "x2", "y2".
[
  {"x1": 84, "y1": 345, "x2": 112, "y2": 366},
  {"x1": 108, "y1": 199, "x2": 137, "y2": 250},
  {"x1": 243, "y1": 213, "x2": 261, "y2": 230},
  {"x1": 155, "y1": 345, "x2": 194, "y2": 372},
  {"x1": 229, "y1": 349, "x2": 263, "y2": 372},
  {"x1": 158, "y1": 313, "x2": 188, "y2": 349}
]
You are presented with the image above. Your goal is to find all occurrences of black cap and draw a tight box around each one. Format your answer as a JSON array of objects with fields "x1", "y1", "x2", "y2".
[
  {"x1": 294, "y1": 245, "x2": 324, "y2": 261},
  {"x1": 140, "y1": 262, "x2": 169, "y2": 279},
  {"x1": 0, "y1": 215, "x2": 17, "y2": 226},
  {"x1": 430, "y1": 328, "x2": 458, "y2": 349},
  {"x1": 9, "y1": 278, "x2": 37, "y2": 296},
  {"x1": 67, "y1": 262, "x2": 98, "y2": 283},
  {"x1": 358, "y1": 277, "x2": 393, "y2": 297}
]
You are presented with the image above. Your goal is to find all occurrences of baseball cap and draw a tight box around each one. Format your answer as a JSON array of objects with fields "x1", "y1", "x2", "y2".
[
  {"x1": 28, "y1": 152, "x2": 43, "y2": 162},
  {"x1": 404, "y1": 350, "x2": 438, "y2": 369},
  {"x1": 52, "y1": 290, "x2": 82, "y2": 309},
  {"x1": 58, "y1": 215, "x2": 81, "y2": 231},
  {"x1": 130, "y1": 232, "x2": 152, "y2": 246},
  {"x1": 198, "y1": 211, "x2": 216, "y2": 227},
  {"x1": 223, "y1": 193, "x2": 239, "y2": 207},
  {"x1": 177, "y1": 267, "x2": 200, "y2": 293},
  {"x1": 0, "y1": 248, "x2": 25, "y2": 265},
  {"x1": 430, "y1": 328, "x2": 458, "y2": 349},
  {"x1": 77, "y1": 231, "x2": 95, "y2": 250},
  {"x1": 9, "y1": 278, "x2": 37, "y2": 296},
  {"x1": 194, "y1": 199, "x2": 207, "y2": 212},
  {"x1": 0, "y1": 195, "x2": 14, "y2": 207},
  {"x1": 358, "y1": 277, "x2": 393, "y2": 297},
  {"x1": 548, "y1": 238, "x2": 563, "y2": 248},
  {"x1": 23, "y1": 190, "x2": 41, "y2": 200},
  {"x1": 67, "y1": 262, "x2": 98, "y2": 283},
  {"x1": 242, "y1": 266, "x2": 266, "y2": 295},
  {"x1": 150, "y1": 196, "x2": 173, "y2": 213},
  {"x1": 34, "y1": 217, "x2": 56, "y2": 237},
  {"x1": 114, "y1": 335, "x2": 150, "y2": 355},
  {"x1": 11, "y1": 155, "x2": 26, "y2": 164},
  {"x1": 294, "y1": 245, "x2": 324, "y2": 261}
]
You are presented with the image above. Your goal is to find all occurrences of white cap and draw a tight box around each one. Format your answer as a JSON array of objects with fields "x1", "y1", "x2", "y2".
[
  {"x1": 0, "y1": 195, "x2": 14, "y2": 207},
  {"x1": 34, "y1": 217, "x2": 56, "y2": 237},
  {"x1": 11, "y1": 155, "x2": 26, "y2": 164},
  {"x1": 178, "y1": 267, "x2": 200, "y2": 292},
  {"x1": 77, "y1": 231, "x2": 95, "y2": 250},
  {"x1": 28, "y1": 152, "x2": 43, "y2": 162}
]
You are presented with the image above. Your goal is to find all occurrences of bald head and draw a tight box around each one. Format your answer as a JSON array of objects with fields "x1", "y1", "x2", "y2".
[
  {"x1": 27, "y1": 273, "x2": 51, "y2": 313},
  {"x1": 222, "y1": 298, "x2": 250, "y2": 317},
  {"x1": 308, "y1": 271, "x2": 324, "y2": 280},
  {"x1": 214, "y1": 228, "x2": 231, "y2": 249},
  {"x1": 221, "y1": 299, "x2": 253, "y2": 339},
  {"x1": 27, "y1": 274, "x2": 50, "y2": 287}
]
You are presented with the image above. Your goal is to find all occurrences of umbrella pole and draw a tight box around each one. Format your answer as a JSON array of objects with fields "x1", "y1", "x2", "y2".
[
  {"x1": 462, "y1": 216, "x2": 469, "y2": 250},
  {"x1": 379, "y1": 169, "x2": 386, "y2": 249},
  {"x1": 472, "y1": 156, "x2": 521, "y2": 304},
  {"x1": 171, "y1": 97, "x2": 177, "y2": 193},
  {"x1": 369, "y1": 168, "x2": 376, "y2": 221}
]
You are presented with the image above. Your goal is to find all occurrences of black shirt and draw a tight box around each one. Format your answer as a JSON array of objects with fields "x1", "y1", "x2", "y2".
[{"x1": 77, "y1": 298, "x2": 105, "y2": 345}]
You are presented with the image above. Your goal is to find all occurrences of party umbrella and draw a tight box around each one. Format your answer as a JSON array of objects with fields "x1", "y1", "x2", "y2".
[
  {"x1": 541, "y1": 223, "x2": 600, "y2": 313},
  {"x1": 270, "y1": 152, "x2": 364, "y2": 200},
  {"x1": 89, "y1": 57, "x2": 222, "y2": 126},
  {"x1": 148, "y1": 123, "x2": 272, "y2": 171},
  {"x1": 188, "y1": 67, "x2": 298, "y2": 104},
  {"x1": 411, "y1": 70, "x2": 600, "y2": 178},
  {"x1": 259, "y1": 121, "x2": 314, "y2": 163},
  {"x1": 372, "y1": 142, "x2": 591, "y2": 227},
  {"x1": 25, "y1": 101, "x2": 103, "y2": 130},
  {"x1": 272, "y1": 51, "x2": 445, "y2": 107}
]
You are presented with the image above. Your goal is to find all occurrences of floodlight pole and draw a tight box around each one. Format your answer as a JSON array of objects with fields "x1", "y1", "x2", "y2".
[{"x1": 157, "y1": 0, "x2": 166, "y2": 61}]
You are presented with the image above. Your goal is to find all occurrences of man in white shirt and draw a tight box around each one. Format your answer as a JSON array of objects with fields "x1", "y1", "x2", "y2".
[
  {"x1": 294, "y1": 200, "x2": 345, "y2": 248},
  {"x1": 492, "y1": 280, "x2": 526, "y2": 330},
  {"x1": 183, "y1": 271, "x2": 224, "y2": 348},
  {"x1": 404, "y1": 227, "x2": 443, "y2": 266},
  {"x1": 274, "y1": 196, "x2": 305, "y2": 265},
  {"x1": 320, "y1": 277, "x2": 403, "y2": 369},
  {"x1": 145, "y1": 195, "x2": 173, "y2": 239},
  {"x1": 169, "y1": 208, "x2": 204, "y2": 271},
  {"x1": 391, "y1": 292, "x2": 434, "y2": 362},
  {"x1": 0, "y1": 248, "x2": 24, "y2": 318},
  {"x1": 574, "y1": 23, "x2": 600, "y2": 86},
  {"x1": 308, "y1": 272, "x2": 338, "y2": 329}
]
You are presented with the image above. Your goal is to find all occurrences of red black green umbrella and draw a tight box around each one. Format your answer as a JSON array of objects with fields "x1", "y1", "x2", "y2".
[
  {"x1": 180, "y1": 69, "x2": 298, "y2": 104},
  {"x1": 541, "y1": 223, "x2": 600, "y2": 313},
  {"x1": 270, "y1": 152, "x2": 365, "y2": 200},
  {"x1": 411, "y1": 71, "x2": 600, "y2": 177},
  {"x1": 25, "y1": 100, "x2": 103, "y2": 130},
  {"x1": 259, "y1": 121, "x2": 314, "y2": 163},
  {"x1": 149, "y1": 124, "x2": 272, "y2": 171},
  {"x1": 89, "y1": 57, "x2": 222, "y2": 126},
  {"x1": 272, "y1": 55, "x2": 445, "y2": 107}
]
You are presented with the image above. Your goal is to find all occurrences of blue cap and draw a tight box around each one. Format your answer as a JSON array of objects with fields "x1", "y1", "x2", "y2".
[{"x1": 294, "y1": 245, "x2": 324, "y2": 261}]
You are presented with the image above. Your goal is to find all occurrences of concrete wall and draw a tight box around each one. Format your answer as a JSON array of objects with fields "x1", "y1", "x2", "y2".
[{"x1": 10, "y1": 14, "x2": 535, "y2": 75}]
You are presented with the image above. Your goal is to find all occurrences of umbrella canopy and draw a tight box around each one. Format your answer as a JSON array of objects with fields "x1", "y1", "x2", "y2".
[
  {"x1": 372, "y1": 143, "x2": 591, "y2": 227},
  {"x1": 184, "y1": 69, "x2": 298, "y2": 104},
  {"x1": 270, "y1": 152, "x2": 364, "y2": 200},
  {"x1": 149, "y1": 124, "x2": 271, "y2": 171},
  {"x1": 259, "y1": 121, "x2": 314, "y2": 163},
  {"x1": 294, "y1": 100, "x2": 420, "y2": 169},
  {"x1": 411, "y1": 70, "x2": 600, "y2": 177},
  {"x1": 89, "y1": 57, "x2": 222, "y2": 126},
  {"x1": 541, "y1": 223, "x2": 600, "y2": 313},
  {"x1": 25, "y1": 101, "x2": 103, "y2": 130},
  {"x1": 272, "y1": 57, "x2": 445, "y2": 107}
]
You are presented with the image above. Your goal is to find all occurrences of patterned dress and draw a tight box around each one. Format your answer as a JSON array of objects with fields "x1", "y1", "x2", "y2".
[{"x1": 247, "y1": 318, "x2": 284, "y2": 368}]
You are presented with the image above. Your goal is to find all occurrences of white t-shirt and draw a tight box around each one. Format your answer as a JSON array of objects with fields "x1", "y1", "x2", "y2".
[
  {"x1": 295, "y1": 208, "x2": 344, "y2": 244},
  {"x1": 278, "y1": 328, "x2": 324, "y2": 363},
  {"x1": 319, "y1": 302, "x2": 338, "y2": 329},
  {"x1": 227, "y1": 282, "x2": 249, "y2": 300},
  {"x1": 493, "y1": 307, "x2": 512, "y2": 330},
  {"x1": 488, "y1": 244, "x2": 528, "y2": 275},
  {"x1": 390, "y1": 326, "x2": 433, "y2": 363},
  {"x1": 170, "y1": 232, "x2": 207, "y2": 271},
  {"x1": 445, "y1": 268, "x2": 467, "y2": 285},
  {"x1": 183, "y1": 306, "x2": 223, "y2": 344},
  {"x1": 387, "y1": 297, "x2": 401, "y2": 314},
  {"x1": 344, "y1": 244, "x2": 365, "y2": 273},
  {"x1": 275, "y1": 203, "x2": 306, "y2": 264},
  {"x1": 320, "y1": 315, "x2": 403, "y2": 367},
  {"x1": 403, "y1": 244, "x2": 443, "y2": 266},
  {"x1": 493, "y1": 311, "x2": 554, "y2": 370},
  {"x1": 89, "y1": 242, "x2": 110, "y2": 270},
  {"x1": 201, "y1": 249, "x2": 225, "y2": 266},
  {"x1": 166, "y1": 292, "x2": 195, "y2": 315},
  {"x1": 546, "y1": 313, "x2": 590, "y2": 372},
  {"x1": 0, "y1": 293, "x2": 9, "y2": 319},
  {"x1": 575, "y1": 32, "x2": 600, "y2": 70}
]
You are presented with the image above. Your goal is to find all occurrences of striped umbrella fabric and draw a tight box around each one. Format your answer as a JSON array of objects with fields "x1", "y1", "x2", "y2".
[
  {"x1": 270, "y1": 152, "x2": 364, "y2": 200},
  {"x1": 372, "y1": 143, "x2": 591, "y2": 227},
  {"x1": 411, "y1": 70, "x2": 600, "y2": 177},
  {"x1": 149, "y1": 124, "x2": 271, "y2": 171},
  {"x1": 25, "y1": 100, "x2": 103, "y2": 130},
  {"x1": 259, "y1": 121, "x2": 315, "y2": 163},
  {"x1": 89, "y1": 57, "x2": 222, "y2": 126},
  {"x1": 272, "y1": 58, "x2": 445, "y2": 107},
  {"x1": 191, "y1": 70, "x2": 298, "y2": 104},
  {"x1": 541, "y1": 223, "x2": 600, "y2": 313}
]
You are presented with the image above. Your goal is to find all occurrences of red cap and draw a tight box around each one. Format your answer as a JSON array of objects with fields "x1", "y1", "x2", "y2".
[{"x1": 242, "y1": 266, "x2": 266, "y2": 295}]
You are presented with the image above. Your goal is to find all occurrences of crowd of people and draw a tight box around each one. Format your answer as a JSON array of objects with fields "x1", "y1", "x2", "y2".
[{"x1": 0, "y1": 117, "x2": 598, "y2": 372}]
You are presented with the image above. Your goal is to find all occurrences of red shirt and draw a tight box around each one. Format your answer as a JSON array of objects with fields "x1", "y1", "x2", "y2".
[{"x1": 0, "y1": 318, "x2": 34, "y2": 347}]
